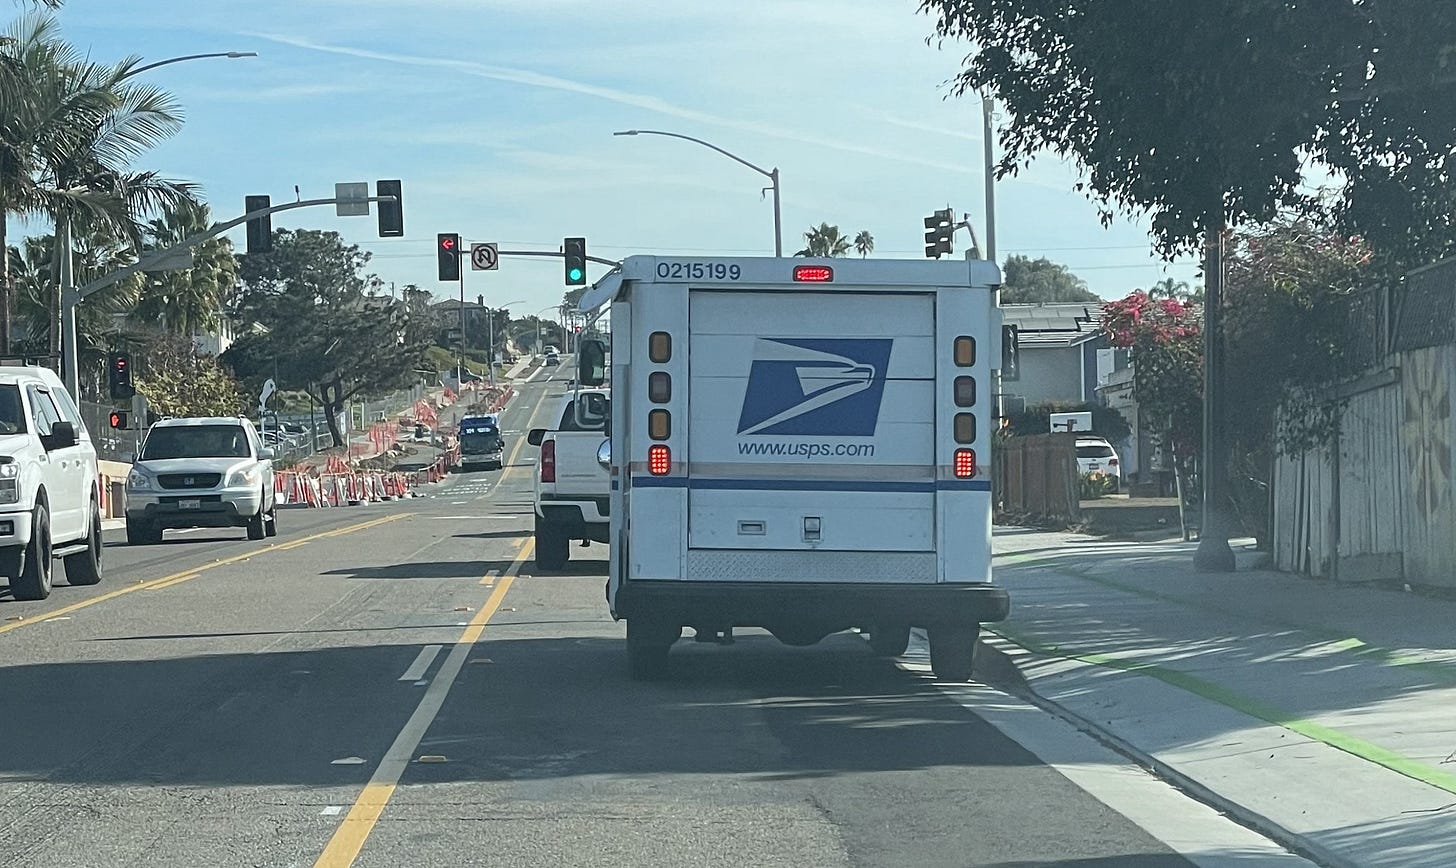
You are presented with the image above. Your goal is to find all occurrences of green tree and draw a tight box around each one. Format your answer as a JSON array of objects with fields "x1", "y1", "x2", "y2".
[
  {"x1": 134, "y1": 333, "x2": 245, "y2": 418},
  {"x1": 0, "y1": 13, "x2": 193, "y2": 359},
  {"x1": 224, "y1": 229, "x2": 433, "y2": 447},
  {"x1": 795, "y1": 223, "x2": 852, "y2": 257},
  {"x1": 1000, "y1": 255, "x2": 1100, "y2": 304},
  {"x1": 7, "y1": 230, "x2": 142, "y2": 365},
  {"x1": 920, "y1": 1, "x2": 1456, "y2": 271},
  {"x1": 132, "y1": 199, "x2": 236, "y2": 336},
  {"x1": 853, "y1": 230, "x2": 875, "y2": 258}
]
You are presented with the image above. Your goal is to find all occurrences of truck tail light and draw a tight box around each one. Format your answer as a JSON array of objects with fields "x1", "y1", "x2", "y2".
[
  {"x1": 540, "y1": 439, "x2": 556, "y2": 483},
  {"x1": 953, "y1": 336, "x2": 976, "y2": 367},
  {"x1": 648, "y1": 444, "x2": 671, "y2": 475},
  {"x1": 648, "y1": 409, "x2": 671, "y2": 440},
  {"x1": 954, "y1": 448, "x2": 976, "y2": 478},
  {"x1": 648, "y1": 371, "x2": 671, "y2": 403}
]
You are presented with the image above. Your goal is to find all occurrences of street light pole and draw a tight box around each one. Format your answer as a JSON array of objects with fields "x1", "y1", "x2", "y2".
[
  {"x1": 59, "y1": 49, "x2": 256, "y2": 395},
  {"x1": 613, "y1": 129, "x2": 782, "y2": 257}
]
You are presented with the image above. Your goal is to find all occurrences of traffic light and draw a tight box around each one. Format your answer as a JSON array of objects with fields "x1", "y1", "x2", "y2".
[
  {"x1": 563, "y1": 237, "x2": 587, "y2": 286},
  {"x1": 245, "y1": 195, "x2": 272, "y2": 255},
  {"x1": 924, "y1": 208, "x2": 954, "y2": 258},
  {"x1": 108, "y1": 410, "x2": 127, "y2": 430},
  {"x1": 107, "y1": 351, "x2": 134, "y2": 400},
  {"x1": 438, "y1": 233, "x2": 461, "y2": 282},
  {"x1": 377, "y1": 180, "x2": 403, "y2": 237}
]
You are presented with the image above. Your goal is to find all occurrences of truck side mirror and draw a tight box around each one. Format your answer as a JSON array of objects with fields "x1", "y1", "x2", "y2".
[
  {"x1": 577, "y1": 338, "x2": 607, "y2": 387},
  {"x1": 574, "y1": 391, "x2": 609, "y2": 430},
  {"x1": 527, "y1": 428, "x2": 546, "y2": 446}
]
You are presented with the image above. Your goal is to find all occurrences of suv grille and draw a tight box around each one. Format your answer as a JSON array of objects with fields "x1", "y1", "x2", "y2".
[{"x1": 157, "y1": 473, "x2": 221, "y2": 490}]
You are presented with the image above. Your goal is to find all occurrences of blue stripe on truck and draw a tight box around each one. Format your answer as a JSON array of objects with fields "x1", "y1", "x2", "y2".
[{"x1": 629, "y1": 476, "x2": 991, "y2": 492}]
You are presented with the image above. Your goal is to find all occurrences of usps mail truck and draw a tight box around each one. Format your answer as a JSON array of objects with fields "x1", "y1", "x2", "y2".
[{"x1": 574, "y1": 257, "x2": 1009, "y2": 681}]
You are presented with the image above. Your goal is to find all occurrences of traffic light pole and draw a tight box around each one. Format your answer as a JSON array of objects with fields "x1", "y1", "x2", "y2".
[{"x1": 61, "y1": 194, "x2": 398, "y2": 400}]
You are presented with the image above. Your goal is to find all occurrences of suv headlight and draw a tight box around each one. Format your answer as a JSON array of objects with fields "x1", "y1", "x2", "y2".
[
  {"x1": 227, "y1": 467, "x2": 261, "y2": 487},
  {"x1": 127, "y1": 468, "x2": 154, "y2": 491}
]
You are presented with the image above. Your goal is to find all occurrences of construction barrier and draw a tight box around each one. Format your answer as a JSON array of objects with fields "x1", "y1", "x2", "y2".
[{"x1": 273, "y1": 466, "x2": 426, "y2": 509}]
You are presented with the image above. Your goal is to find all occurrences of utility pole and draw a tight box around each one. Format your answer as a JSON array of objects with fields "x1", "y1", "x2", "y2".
[
  {"x1": 982, "y1": 93, "x2": 1005, "y2": 423},
  {"x1": 1193, "y1": 220, "x2": 1236, "y2": 571},
  {"x1": 457, "y1": 273, "x2": 466, "y2": 386}
]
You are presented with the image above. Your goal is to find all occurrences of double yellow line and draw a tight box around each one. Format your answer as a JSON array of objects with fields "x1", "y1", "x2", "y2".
[
  {"x1": 313, "y1": 535, "x2": 532, "y2": 868},
  {"x1": 0, "y1": 513, "x2": 410, "y2": 636}
]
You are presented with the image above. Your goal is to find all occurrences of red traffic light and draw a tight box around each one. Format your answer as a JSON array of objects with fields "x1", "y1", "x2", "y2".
[
  {"x1": 574, "y1": 325, "x2": 582, "y2": 333},
  {"x1": 440, "y1": 236, "x2": 455, "y2": 252}
]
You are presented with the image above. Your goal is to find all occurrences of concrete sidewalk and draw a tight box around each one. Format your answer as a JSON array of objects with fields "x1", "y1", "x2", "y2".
[{"x1": 989, "y1": 528, "x2": 1456, "y2": 867}]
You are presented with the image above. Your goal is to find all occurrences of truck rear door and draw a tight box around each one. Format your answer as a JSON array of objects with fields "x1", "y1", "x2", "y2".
[{"x1": 686, "y1": 289, "x2": 935, "y2": 567}]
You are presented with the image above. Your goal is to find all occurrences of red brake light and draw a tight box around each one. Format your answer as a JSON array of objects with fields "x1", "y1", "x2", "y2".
[
  {"x1": 648, "y1": 444, "x2": 671, "y2": 476},
  {"x1": 540, "y1": 439, "x2": 556, "y2": 483},
  {"x1": 954, "y1": 448, "x2": 977, "y2": 479},
  {"x1": 792, "y1": 265, "x2": 833, "y2": 282}
]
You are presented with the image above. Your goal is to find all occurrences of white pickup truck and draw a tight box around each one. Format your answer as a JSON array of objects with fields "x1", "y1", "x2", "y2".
[{"x1": 527, "y1": 388, "x2": 610, "y2": 570}]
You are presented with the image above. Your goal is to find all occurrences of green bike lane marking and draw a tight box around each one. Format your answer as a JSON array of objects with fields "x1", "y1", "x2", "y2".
[{"x1": 993, "y1": 549, "x2": 1456, "y2": 681}]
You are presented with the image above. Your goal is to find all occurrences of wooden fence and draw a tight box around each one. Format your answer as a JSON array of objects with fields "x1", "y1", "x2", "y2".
[{"x1": 993, "y1": 434, "x2": 1082, "y2": 521}]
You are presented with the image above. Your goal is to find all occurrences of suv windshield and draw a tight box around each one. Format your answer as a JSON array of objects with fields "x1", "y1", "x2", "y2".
[
  {"x1": 0, "y1": 385, "x2": 26, "y2": 435},
  {"x1": 141, "y1": 424, "x2": 252, "y2": 460}
]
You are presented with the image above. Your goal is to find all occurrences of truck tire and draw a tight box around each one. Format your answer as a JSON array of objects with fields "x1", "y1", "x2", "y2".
[
  {"x1": 64, "y1": 502, "x2": 103, "y2": 586},
  {"x1": 626, "y1": 618, "x2": 678, "y2": 681},
  {"x1": 535, "y1": 519, "x2": 569, "y2": 571},
  {"x1": 264, "y1": 505, "x2": 278, "y2": 537},
  {"x1": 929, "y1": 624, "x2": 980, "y2": 682},
  {"x1": 11, "y1": 503, "x2": 52, "y2": 601},
  {"x1": 869, "y1": 624, "x2": 911, "y2": 657}
]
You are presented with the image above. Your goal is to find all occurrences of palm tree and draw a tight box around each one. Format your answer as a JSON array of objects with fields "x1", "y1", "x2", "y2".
[
  {"x1": 795, "y1": 223, "x2": 852, "y2": 257},
  {"x1": 0, "y1": 13, "x2": 193, "y2": 360},
  {"x1": 41, "y1": 55, "x2": 194, "y2": 357},
  {"x1": 8, "y1": 230, "x2": 140, "y2": 362},
  {"x1": 0, "y1": 13, "x2": 126, "y2": 353},
  {"x1": 853, "y1": 230, "x2": 874, "y2": 258},
  {"x1": 132, "y1": 200, "x2": 235, "y2": 336}
]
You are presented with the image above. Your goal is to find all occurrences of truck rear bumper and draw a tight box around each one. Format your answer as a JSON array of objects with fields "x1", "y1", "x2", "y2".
[{"x1": 616, "y1": 580, "x2": 1010, "y2": 634}]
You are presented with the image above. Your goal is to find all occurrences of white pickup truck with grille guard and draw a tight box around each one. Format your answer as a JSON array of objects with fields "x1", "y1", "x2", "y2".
[{"x1": 575, "y1": 256, "x2": 1010, "y2": 681}]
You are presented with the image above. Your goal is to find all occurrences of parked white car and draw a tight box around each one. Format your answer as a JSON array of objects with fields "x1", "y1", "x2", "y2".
[
  {"x1": 125, "y1": 417, "x2": 277, "y2": 544},
  {"x1": 0, "y1": 366, "x2": 104, "y2": 600},
  {"x1": 1075, "y1": 436, "x2": 1122, "y2": 491}
]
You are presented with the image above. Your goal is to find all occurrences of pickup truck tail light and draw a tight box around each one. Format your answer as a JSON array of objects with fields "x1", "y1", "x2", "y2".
[{"x1": 540, "y1": 439, "x2": 556, "y2": 483}]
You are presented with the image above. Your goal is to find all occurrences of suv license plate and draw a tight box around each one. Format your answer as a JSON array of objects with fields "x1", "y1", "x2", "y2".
[{"x1": 179, "y1": 499, "x2": 200, "y2": 510}]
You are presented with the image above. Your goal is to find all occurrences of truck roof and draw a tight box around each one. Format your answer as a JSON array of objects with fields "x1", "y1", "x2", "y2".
[{"x1": 577, "y1": 255, "x2": 1003, "y2": 313}]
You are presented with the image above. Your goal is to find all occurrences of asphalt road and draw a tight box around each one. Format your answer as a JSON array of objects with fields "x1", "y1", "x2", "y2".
[{"x1": 0, "y1": 367, "x2": 1217, "y2": 868}]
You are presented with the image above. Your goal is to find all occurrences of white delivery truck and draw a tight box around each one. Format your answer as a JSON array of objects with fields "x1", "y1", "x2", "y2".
[{"x1": 574, "y1": 256, "x2": 1009, "y2": 681}]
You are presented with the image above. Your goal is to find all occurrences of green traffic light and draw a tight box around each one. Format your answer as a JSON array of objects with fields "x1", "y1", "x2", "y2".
[{"x1": 569, "y1": 268, "x2": 583, "y2": 281}]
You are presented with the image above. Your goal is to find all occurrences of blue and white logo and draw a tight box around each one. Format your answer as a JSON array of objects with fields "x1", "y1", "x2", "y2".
[{"x1": 736, "y1": 338, "x2": 893, "y2": 436}]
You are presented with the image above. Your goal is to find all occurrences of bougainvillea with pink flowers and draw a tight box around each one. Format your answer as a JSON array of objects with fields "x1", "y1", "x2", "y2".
[{"x1": 1101, "y1": 289, "x2": 1204, "y2": 459}]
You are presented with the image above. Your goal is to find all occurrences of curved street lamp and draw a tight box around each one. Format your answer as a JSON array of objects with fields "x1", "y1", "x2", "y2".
[
  {"x1": 62, "y1": 50, "x2": 259, "y2": 398},
  {"x1": 613, "y1": 129, "x2": 782, "y2": 257},
  {"x1": 125, "y1": 51, "x2": 258, "y2": 79}
]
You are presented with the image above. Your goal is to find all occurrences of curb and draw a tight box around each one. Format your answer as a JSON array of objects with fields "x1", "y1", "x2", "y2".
[{"x1": 976, "y1": 635, "x2": 1354, "y2": 868}]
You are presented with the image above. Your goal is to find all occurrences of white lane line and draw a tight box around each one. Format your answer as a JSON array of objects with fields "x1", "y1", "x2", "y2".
[
  {"x1": 320, "y1": 806, "x2": 343, "y2": 816},
  {"x1": 397, "y1": 645, "x2": 443, "y2": 682}
]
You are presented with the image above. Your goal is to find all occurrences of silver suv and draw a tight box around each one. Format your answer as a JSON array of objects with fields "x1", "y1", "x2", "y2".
[
  {"x1": 125, "y1": 417, "x2": 277, "y2": 544},
  {"x1": 0, "y1": 366, "x2": 104, "y2": 600}
]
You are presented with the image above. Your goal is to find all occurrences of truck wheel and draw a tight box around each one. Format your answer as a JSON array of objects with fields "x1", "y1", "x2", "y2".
[
  {"x1": 535, "y1": 520, "x2": 569, "y2": 571},
  {"x1": 11, "y1": 503, "x2": 52, "y2": 601},
  {"x1": 264, "y1": 505, "x2": 278, "y2": 537},
  {"x1": 626, "y1": 618, "x2": 678, "y2": 681},
  {"x1": 869, "y1": 624, "x2": 911, "y2": 657},
  {"x1": 928, "y1": 624, "x2": 980, "y2": 682},
  {"x1": 64, "y1": 502, "x2": 103, "y2": 586}
]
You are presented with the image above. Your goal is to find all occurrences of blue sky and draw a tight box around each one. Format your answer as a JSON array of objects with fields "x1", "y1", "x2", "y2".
[{"x1": 26, "y1": 0, "x2": 1201, "y2": 316}]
